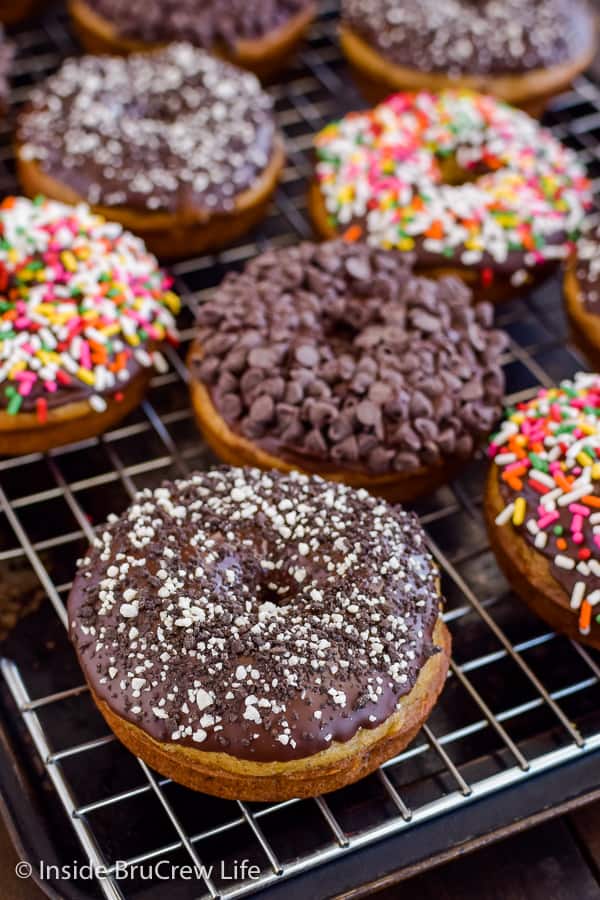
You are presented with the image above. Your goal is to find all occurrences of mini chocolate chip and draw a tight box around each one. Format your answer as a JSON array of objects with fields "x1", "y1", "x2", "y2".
[
  {"x1": 328, "y1": 413, "x2": 354, "y2": 442},
  {"x1": 304, "y1": 429, "x2": 328, "y2": 457},
  {"x1": 249, "y1": 395, "x2": 274, "y2": 423},
  {"x1": 394, "y1": 451, "x2": 421, "y2": 472},
  {"x1": 460, "y1": 380, "x2": 484, "y2": 401},
  {"x1": 295, "y1": 344, "x2": 319, "y2": 367},
  {"x1": 345, "y1": 255, "x2": 372, "y2": 281},
  {"x1": 248, "y1": 346, "x2": 280, "y2": 369},
  {"x1": 356, "y1": 399, "x2": 381, "y2": 427},
  {"x1": 411, "y1": 309, "x2": 440, "y2": 332},
  {"x1": 240, "y1": 368, "x2": 264, "y2": 395},
  {"x1": 332, "y1": 435, "x2": 359, "y2": 462},
  {"x1": 410, "y1": 391, "x2": 433, "y2": 418},
  {"x1": 220, "y1": 393, "x2": 242, "y2": 420}
]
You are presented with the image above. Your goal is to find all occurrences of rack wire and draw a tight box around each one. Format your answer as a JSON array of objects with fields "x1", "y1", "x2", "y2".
[{"x1": 0, "y1": 2, "x2": 600, "y2": 899}]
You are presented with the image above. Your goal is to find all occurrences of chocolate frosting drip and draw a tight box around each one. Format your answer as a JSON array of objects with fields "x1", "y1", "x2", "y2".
[
  {"x1": 342, "y1": 0, "x2": 594, "y2": 75},
  {"x1": 92, "y1": 0, "x2": 312, "y2": 47},
  {"x1": 68, "y1": 468, "x2": 442, "y2": 762},
  {"x1": 575, "y1": 223, "x2": 600, "y2": 315},
  {"x1": 18, "y1": 45, "x2": 276, "y2": 215},
  {"x1": 191, "y1": 241, "x2": 507, "y2": 476}
]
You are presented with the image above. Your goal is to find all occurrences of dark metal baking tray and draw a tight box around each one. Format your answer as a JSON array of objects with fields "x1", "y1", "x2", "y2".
[{"x1": 0, "y1": 3, "x2": 599, "y2": 899}]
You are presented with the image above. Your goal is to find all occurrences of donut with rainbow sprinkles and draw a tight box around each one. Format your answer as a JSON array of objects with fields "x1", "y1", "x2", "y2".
[
  {"x1": 484, "y1": 373, "x2": 600, "y2": 649},
  {"x1": 0, "y1": 196, "x2": 180, "y2": 456},
  {"x1": 311, "y1": 90, "x2": 591, "y2": 302}
]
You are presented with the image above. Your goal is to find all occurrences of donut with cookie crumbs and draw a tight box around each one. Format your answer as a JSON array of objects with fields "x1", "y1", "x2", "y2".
[
  {"x1": 0, "y1": 196, "x2": 179, "y2": 455},
  {"x1": 339, "y1": 0, "x2": 597, "y2": 114},
  {"x1": 17, "y1": 45, "x2": 285, "y2": 259},
  {"x1": 485, "y1": 373, "x2": 600, "y2": 650},
  {"x1": 68, "y1": 467, "x2": 451, "y2": 800},
  {"x1": 68, "y1": 0, "x2": 316, "y2": 80},
  {"x1": 311, "y1": 91, "x2": 591, "y2": 302},
  {"x1": 188, "y1": 240, "x2": 507, "y2": 502}
]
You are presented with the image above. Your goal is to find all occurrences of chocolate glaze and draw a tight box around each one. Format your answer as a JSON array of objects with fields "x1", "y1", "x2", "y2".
[
  {"x1": 68, "y1": 468, "x2": 443, "y2": 763},
  {"x1": 91, "y1": 0, "x2": 313, "y2": 48},
  {"x1": 342, "y1": 0, "x2": 595, "y2": 75},
  {"x1": 18, "y1": 45, "x2": 276, "y2": 215},
  {"x1": 190, "y1": 241, "x2": 507, "y2": 477},
  {"x1": 498, "y1": 476, "x2": 596, "y2": 600},
  {"x1": 0, "y1": 350, "x2": 145, "y2": 413},
  {"x1": 575, "y1": 222, "x2": 600, "y2": 315}
]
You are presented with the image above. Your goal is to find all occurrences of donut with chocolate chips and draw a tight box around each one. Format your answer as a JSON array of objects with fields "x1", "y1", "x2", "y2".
[
  {"x1": 16, "y1": 45, "x2": 285, "y2": 260},
  {"x1": 485, "y1": 374, "x2": 600, "y2": 651},
  {"x1": 0, "y1": 196, "x2": 179, "y2": 456},
  {"x1": 564, "y1": 222, "x2": 600, "y2": 369},
  {"x1": 311, "y1": 92, "x2": 591, "y2": 302},
  {"x1": 340, "y1": 0, "x2": 597, "y2": 114},
  {"x1": 68, "y1": 468, "x2": 451, "y2": 800},
  {"x1": 68, "y1": 0, "x2": 316, "y2": 80},
  {"x1": 188, "y1": 240, "x2": 507, "y2": 503}
]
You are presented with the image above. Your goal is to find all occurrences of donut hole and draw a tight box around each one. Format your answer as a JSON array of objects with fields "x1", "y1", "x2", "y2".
[
  {"x1": 258, "y1": 580, "x2": 292, "y2": 608},
  {"x1": 437, "y1": 154, "x2": 483, "y2": 187}
]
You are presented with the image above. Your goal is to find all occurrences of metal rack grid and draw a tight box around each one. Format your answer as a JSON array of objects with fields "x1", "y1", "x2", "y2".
[{"x1": 0, "y1": 2, "x2": 599, "y2": 899}]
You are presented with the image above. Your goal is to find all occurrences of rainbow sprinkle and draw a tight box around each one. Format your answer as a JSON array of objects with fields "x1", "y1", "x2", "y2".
[
  {"x1": 490, "y1": 373, "x2": 600, "y2": 635},
  {"x1": 314, "y1": 91, "x2": 591, "y2": 283},
  {"x1": 0, "y1": 196, "x2": 180, "y2": 420}
]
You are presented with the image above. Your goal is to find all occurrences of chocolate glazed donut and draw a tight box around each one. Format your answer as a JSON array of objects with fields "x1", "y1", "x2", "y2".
[
  {"x1": 340, "y1": 0, "x2": 597, "y2": 114},
  {"x1": 188, "y1": 240, "x2": 507, "y2": 503},
  {"x1": 16, "y1": 45, "x2": 285, "y2": 260},
  {"x1": 68, "y1": 468, "x2": 451, "y2": 800},
  {"x1": 68, "y1": 0, "x2": 317, "y2": 80}
]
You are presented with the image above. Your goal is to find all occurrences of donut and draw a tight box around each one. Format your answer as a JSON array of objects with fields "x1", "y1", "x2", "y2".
[
  {"x1": 67, "y1": 0, "x2": 316, "y2": 80},
  {"x1": 311, "y1": 91, "x2": 591, "y2": 302},
  {"x1": 0, "y1": 196, "x2": 179, "y2": 456},
  {"x1": 16, "y1": 45, "x2": 285, "y2": 260},
  {"x1": 187, "y1": 240, "x2": 507, "y2": 503},
  {"x1": 484, "y1": 373, "x2": 600, "y2": 650},
  {"x1": 68, "y1": 467, "x2": 451, "y2": 801},
  {"x1": 339, "y1": 0, "x2": 597, "y2": 114},
  {"x1": 564, "y1": 222, "x2": 600, "y2": 368}
]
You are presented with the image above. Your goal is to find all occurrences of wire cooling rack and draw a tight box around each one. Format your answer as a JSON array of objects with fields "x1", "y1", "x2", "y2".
[{"x1": 0, "y1": 3, "x2": 600, "y2": 899}]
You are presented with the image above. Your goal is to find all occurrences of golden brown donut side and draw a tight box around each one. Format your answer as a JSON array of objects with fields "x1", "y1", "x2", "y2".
[
  {"x1": 484, "y1": 464, "x2": 600, "y2": 649},
  {"x1": 189, "y1": 375, "x2": 467, "y2": 503},
  {"x1": 87, "y1": 615, "x2": 450, "y2": 801},
  {"x1": 564, "y1": 264, "x2": 600, "y2": 370},
  {"x1": 17, "y1": 140, "x2": 286, "y2": 260},
  {"x1": 68, "y1": 0, "x2": 316, "y2": 79},
  {"x1": 339, "y1": 23, "x2": 597, "y2": 115},
  {"x1": 0, "y1": 368, "x2": 152, "y2": 456},
  {"x1": 307, "y1": 181, "x2": 550, "y2": 304}
]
